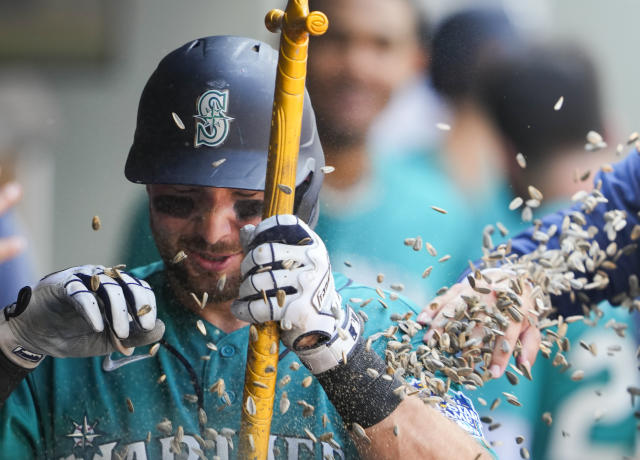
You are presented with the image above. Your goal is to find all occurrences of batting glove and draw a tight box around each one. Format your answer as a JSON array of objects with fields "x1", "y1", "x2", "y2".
[
  {"x1": 0, "y1": 265, "x2": 164, "y2": 369},
  {"x1": 232, "y1": 215, "x2": 361, "y2": 374}
]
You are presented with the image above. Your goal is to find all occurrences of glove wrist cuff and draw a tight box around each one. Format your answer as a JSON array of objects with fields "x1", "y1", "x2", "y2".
[
  {"x1": 0, "y1": 290, "x2": 45, "y2": 370},
  {"x1": 296, "y1": 306, "x2": 361, "y2": 374}
]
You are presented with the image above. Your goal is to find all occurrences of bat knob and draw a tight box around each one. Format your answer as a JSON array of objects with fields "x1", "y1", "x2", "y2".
[
  {"x1": 306, "y1": 11, "x2": 329, "y2": 36},
  {"x1": 265, "y1": 9, "x2": 285, "y2": 33}
]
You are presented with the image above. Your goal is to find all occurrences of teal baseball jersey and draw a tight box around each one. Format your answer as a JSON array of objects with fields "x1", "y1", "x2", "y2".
[{"x1": 0, "y1": 262, "x2": 490, "y2": 459}]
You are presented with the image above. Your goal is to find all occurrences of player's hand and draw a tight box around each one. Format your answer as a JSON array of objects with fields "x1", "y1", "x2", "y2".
[
  {"x1": 232, "y1": 215, "x2": 361, "y2": 374},
  {"x1": 0, "y1": 265, "x2": 165, "y2": 369},
  {"x1": 417, "y1": 268, "x2": 542, "y2": 379},
  {"x1": 0, "y1": 181, "x2": 27, "y2": 264}
]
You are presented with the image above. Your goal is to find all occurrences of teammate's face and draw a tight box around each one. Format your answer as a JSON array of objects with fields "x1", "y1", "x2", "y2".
[
  {"x1": 307, "y1": 0, "x2": 422, "y2": 144},
  {"x1": 147, "y1": 185, "x2": 264, "y2": 304}
]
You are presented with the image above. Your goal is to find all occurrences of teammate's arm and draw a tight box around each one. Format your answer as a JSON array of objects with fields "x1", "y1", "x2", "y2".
[
  {"x1": 418, "y1": 150, "x2": 640, "y2": 377},
  {"x1": 0, "y1": 265, "x2": 164, "y2": 404}
]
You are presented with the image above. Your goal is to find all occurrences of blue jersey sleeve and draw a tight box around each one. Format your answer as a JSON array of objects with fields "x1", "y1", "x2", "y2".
[{"x1": 509, "y1": 151, "x2": 640, "y2": 316}]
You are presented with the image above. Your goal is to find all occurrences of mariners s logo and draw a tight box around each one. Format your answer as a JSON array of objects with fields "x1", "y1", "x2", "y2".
[{"x1": 194, "y1": 89, "x2": 234, "y2": 147}]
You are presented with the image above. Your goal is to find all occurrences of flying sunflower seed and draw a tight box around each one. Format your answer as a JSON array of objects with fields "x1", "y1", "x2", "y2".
[
  {"x1": 217, "y1": 273, "x2": 227, "y2": 292},
  {"x1": 198, "y1": 407, "x2": 207, "y2": 425},
  {"x1": 520, "y1": 447, "x2": 530, "y2": 459},
  {"x1": 172, "y1": 250, "x2": 187, "y2": 264},
  {"x1": 149, "y1": 342, "x2": 160, "y2": 356},
  {"x1": 601, "y1": 163, "x2": 614, "y2": 173},
  {"x1": 438, "y1": 254, "x2": 451, "y2": 263},
  {"x1": 351, "y1": 422, "x2": 371, "y2": 444},
  {"x1": 376, "y1": 273, "x2": 385, "y2": 283},
  {"x1": 278, "y1": 184, "x2": 293, "y2": 195},
  {"x1": 490, "y1": 398, "x2": 501, "y2": 411},
  {"x1": 280, "y1": 392, "x2": 290, "y2": 414},
  {"x1": 200, "y1": 292, "x2": 208, "y2": 309},
  {"x1": 91, "y1": 215, "x2": 101, "y2": 231},
  {"x1": 516, "y1": 153, "x2": 527, "y2": 169},
  {"x1": 211, "y1": 158, "x2": 227, "y2": 168},
  {"x1": 505, "y1": 370, "x2": 519, "y2": 386},
  {"x1": 196, "y1": 320, "x2": 207, "y2": 336},
  {"x1": 571, "y1": 370, "x2": 585, "y2": 381},
  {"x1": 90, "y1": 274, "x2": 100, "y2": 292},
  {"x1": 553, "y1": 96, "x2": 564, "y2": 111},
  {"x1": 431, "y1": 205, "x2": 448, "y2": 214},
  {"x1": 587, "y1": 130, "x2": 603, "y2": 144},
  {"x1": 171, "y1": 112, "x2": 185, "y2": 129},
  {"x1": 436, "y1": 122, "x2": 451, "y2": 131},
  {"x1": 290, "y1": 361, "x2": 300, "y2": 371},
  {"x1": 302, "y1": 376, "x2": 313, "y2": 388},
  {"x1": 425, "y1": 242, "x2": 437, "y2": 256},
  {"x1": 542, "y1": 412, "x2": 553, "y2": 426},
  {"x1": 156, "y1": 419, "x2": 172, "y2": 435},
  {"x1": 184, "y1": 393, "x2": 198, "y2": 404},
  {"x1": 190, "y1": 292, "x2": 201, "y2": 309},
  {"x1": 509, "y1": 197, "x2": 524, "y2": 211},
  {"x1": 421, "y1": 266, "x2": 433, "y2": 279},
  {"x1": 245, "y1": 395, "x2": 257, "y2": 416},
  {"x1": 249, "y1": 325, "x2": 258, "y2": 342},
  {"x1": 320, "y1": 166, "x2": 335, "y2": 174},
  {"x1": 157, "y1": 374, "x2": 166, "y2": 384},
  {"x1": 126, "y1": 397, "x2": 134, "y2": 413},
  {"x1": 304, "y1": 427, "x2": 318, "y2": 443}
]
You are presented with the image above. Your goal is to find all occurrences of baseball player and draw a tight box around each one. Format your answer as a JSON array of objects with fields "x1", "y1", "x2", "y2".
[{"x1": 0, "y1": 36, "x2": 492, "y2": 459}]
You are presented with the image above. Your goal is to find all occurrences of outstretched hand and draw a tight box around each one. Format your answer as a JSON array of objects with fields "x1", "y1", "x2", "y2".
[{"x1": 417, "y1": 268, "x2": 542, "y2": 379}]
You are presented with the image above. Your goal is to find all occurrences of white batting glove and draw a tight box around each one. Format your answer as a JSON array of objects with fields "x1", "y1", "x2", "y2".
[
  {"x1": 232, "y1": 215, "x2": 361, "y2": 374},
  {"x1": 0, "y1": 265, "x2": 164, "y2": 369}
]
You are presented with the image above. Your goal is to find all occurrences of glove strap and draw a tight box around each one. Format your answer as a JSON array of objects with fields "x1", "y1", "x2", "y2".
[
  {"x1": 296, "y1": 306, "x2": 361, "y2": 374},
  {"x1": 0, "y1": 346, "x2": 32, "y2": 405},
  {"x1": 0, "y1": 287, "x2": 44, "y2": 369},
  {"x1": 316, "y1": 336, "x2": 404, "y2": 428}
]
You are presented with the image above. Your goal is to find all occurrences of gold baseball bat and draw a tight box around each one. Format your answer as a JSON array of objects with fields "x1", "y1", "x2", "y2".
[{"x1": 238, "y1": 1, "x2": 328, "y2": 458}]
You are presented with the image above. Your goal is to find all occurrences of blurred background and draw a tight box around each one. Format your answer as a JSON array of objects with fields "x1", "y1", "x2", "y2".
[
  {"x1": 1, "y1": 0, "x2": 638, "y2": 278},
  {"x1": 1, "y1": 0, "x2": 639, "y2": 459}
]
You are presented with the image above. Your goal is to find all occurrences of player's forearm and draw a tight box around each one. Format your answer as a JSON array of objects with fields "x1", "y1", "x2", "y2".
[
  {"x1": 355, "y1": 397, "x2": 490, "y2": 460},
  {"x1": 0, "y1": 350, "x2": 30, "y2": 406}
]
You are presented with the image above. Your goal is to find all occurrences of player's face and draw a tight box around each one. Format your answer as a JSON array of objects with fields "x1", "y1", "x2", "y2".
[
  {"x1": 147, "y1": 184, "x2": 264, "y2": 304},
  {"x1": 307, "y1": 0, "x2": 422, "y2": 144}
]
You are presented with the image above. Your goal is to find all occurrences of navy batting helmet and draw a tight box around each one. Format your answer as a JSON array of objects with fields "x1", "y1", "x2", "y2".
[{"x1": 125, "y1": 35, "x2": 325, "y2": 227}]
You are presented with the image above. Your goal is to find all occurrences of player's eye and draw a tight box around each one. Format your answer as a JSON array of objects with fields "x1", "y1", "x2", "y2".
[
  {"x1": 234, "y1": 199, "x2": 263, "y2": 220},
  {"x1": 152, "y1": 195, "x2": 195, "y2": 218}
]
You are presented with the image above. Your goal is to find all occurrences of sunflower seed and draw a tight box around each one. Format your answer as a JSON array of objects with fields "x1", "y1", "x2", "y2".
[
  {"x1": 393, "y1": 424, "x2": 399, "y2": 436},
  {"x1": 436, "y1": 122, "x2": 451, "y2": 131},
  {"x1": 90, "y1": 274, "x2": 100, "y2": 292},
  {"x1": 206, "y1": 342, "x2": 217, "y2": 351},
  {"x1": 126, "y1": 397, "x2": 134, "y2": 413},
  {"x1": 156, "y1": 419, "x2": 172, "y2": 435},
  {"x1": 431, "y1": 205, "x2": 447, "y2": 214},
  {"x1": 91, "y1": 215, "x2": 101, "y2": 231},
  {"x1": 601, "y1": 163, "x2": 614, "y2": 173},
  {"x1": 171, "y1": 112, "x2": 185, "y2": 129},
  {"x1": 520, "y1": 447, "x2": 530, "y2": 459},
  {"x1": 438, "y1": 255, "x2": 451, "y2": 263},
  {"x1": 522, "y1": 206, "x2": 533, "y2": 222},
  {"x1": 422, "y1": 266, "x2": 433, "y2": 279},
  {"x1": 190, "y1": 292, "x2": 202, "y2": 308},
  {"x1": 509, "y1": 197, "x2": 524, "y2": 211},
  {"x1": 496, "y1": 222, "x2": 509, "y2": 236},
  {"x1": 245, "y1": 395, "x2": 257, "y2": 416},
  {"x1": 270, "y1": 341, "x2": 279, "y2": 354},
  {"x1": 376, "y1": 273, "x2": 384, "y2": 283},
  {"x1": 279, "y1": 375, "x2": 291, "y2": 388},
  {"x1": 253, "y1": 381, "x2": 268, "y2": 389},
  {"x1": 320, "y1": 166, "x2": 335, "y2": 174},
  {"x1": 217, "y1": 273, "x2": 227, "y2": 292},
  {"x1": 211, "y1": 158, "x2": 227, "y2": 168},
  {"x1": 172, "y1": 250, "x2": 187, "y2": 264},
  {"x1": 351, "y1": 422, "x2": 371, "y2": 444},
  {"x1": 157, "y1": 374, "x2": 166, "y2": 384},
  {"x1": 196, "y1": 320, "x2": 207, "y2": 336},
  {"x1": 516, "y1": 153, "x2": 527, "y2": 169},
  {"x1": 505, "y1": 370, "x2": 519, "y2": 386},
  {"x1": 149, "y1": 343, "x2": 160, "y2": 356},
  {"x1": 280, "y1": 391, "x2": 290, "y2": 414},
  {"x1": 587, "y1": 130, "x2": 603, "y2": 144},
  {"x1": 184, "y1": 393, "x2": 198, "y2": 403},
  {"x1": 137, "y1": 304, "x2": 152, "y2": 317},
  {"x1": 425, "y1": 242, "x2": 437, "y2": 256},
  {"x1": 302, "y1": 376, "x2": 313, "y2": 388},
  {"x1": 366, "y1": 368, "x2": 380, "y2": 379},
  {"x1": 413, "y1": 236, "x2": 423, "y2": 251},
  {"x1": 322, "y1": 414, "x2": 329, "y2": 428},
  {"x1": 278, "y1": 184, "x2": 293, "y2": 194},
  {"x1": 198, "y1": 407, "x2": 207, "y2": 425},
  {"x1": 490, "y1": 398, "x2": 501, "y2": 411},
  {"x1": 145, "y1": 431, "x2": 151, "y2": 443},
  {"x1": 249, "y1": 325, "x2": 258, "y2": 342},
  {"x1": 304, "y1": 427, "x2": 318, "y2": 443},
  {"x1": 553, "y1": 96, "x2": 564, "y2": 111},
  {"x1": 542, "y1": 412, "x2": 553, "y2": 426},
  {"x1": 477, "y1": 397, "x2": 487, "y2": 406}
]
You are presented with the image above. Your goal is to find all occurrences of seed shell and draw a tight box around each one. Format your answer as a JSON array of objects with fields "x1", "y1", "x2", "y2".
[{"x1": 91, "y1": 215, "x2": 101, "y2": 231}]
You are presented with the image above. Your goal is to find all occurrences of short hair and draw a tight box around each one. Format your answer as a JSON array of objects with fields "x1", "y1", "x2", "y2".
[
  {"x1": 477, "y1": 44, "x2": 604, "y2": 169},
  {"x1": 430, "y1": 7, "x2": 523, "y2": 102}
]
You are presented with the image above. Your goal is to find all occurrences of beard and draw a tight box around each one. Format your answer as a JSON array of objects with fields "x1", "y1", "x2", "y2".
[{"x1": 151, "y1": 223, "x2": 244, "y2": 306}]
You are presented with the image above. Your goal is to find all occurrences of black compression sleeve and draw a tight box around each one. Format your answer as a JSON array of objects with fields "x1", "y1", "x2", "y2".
[
  {"x1": 316, "y1": 338, "x2": 403, "y2": 428},
  {"x1": 0, "y1": 350, "x2": 31, "y2": 407}
]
